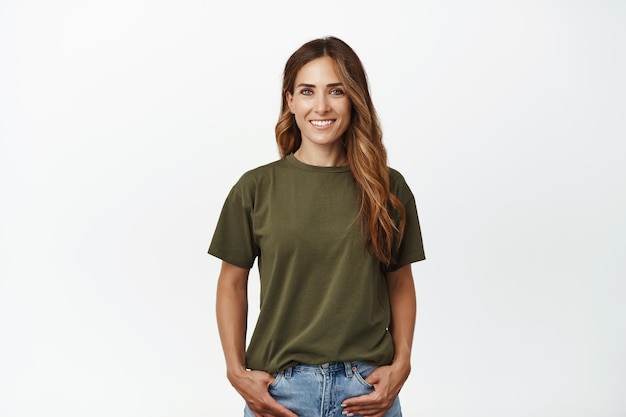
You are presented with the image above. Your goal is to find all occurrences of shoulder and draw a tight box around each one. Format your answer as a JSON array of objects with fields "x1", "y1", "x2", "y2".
[
  {"x1": 237, "y1": 158, "x2": 286, "y2": 182},
  {"x1": 388, "y1": 167, "x2": 407, "y2": 184},
  {"x1": 388, "y1": 167, "x2": 415, "y2": 204},
  {"x1": 231, "y1": 158, "x2": 288, "y2": 193}
]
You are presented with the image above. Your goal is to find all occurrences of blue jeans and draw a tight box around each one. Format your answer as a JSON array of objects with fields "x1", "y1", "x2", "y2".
[{"x1": 243, "y1": 361, "x2": 402, "y2": 417}]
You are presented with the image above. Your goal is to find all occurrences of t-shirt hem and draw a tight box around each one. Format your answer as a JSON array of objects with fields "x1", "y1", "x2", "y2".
[
  {"x1": 387, "y1": 253, "x2": 426, "y2": 272},
  {"x1": 207, "y1": 249, "x2": 254, "y2": 270}
]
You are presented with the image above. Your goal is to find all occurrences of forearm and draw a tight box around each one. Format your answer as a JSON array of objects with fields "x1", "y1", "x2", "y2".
[
  {"x1": 386, "y1": 264, "x2": 417, "y2": 368},
  {"x1": 215, "y1": 262, "x2": 250, "y2": 378}
]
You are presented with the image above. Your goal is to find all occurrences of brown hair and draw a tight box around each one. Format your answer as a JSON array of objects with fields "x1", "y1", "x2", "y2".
[{"x1": 275, "y1": 36, "x2": 406, "y2": 266}]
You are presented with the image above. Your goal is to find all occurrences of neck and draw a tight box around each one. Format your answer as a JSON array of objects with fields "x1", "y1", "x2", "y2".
[{"x1": 294, "y1": 145, "x2": 347, "y2": 167}]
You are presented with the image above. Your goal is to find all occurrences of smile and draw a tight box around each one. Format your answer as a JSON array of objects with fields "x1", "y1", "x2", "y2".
[{"x1": 310, "y1": 120, "x2": 334, "y2": 127}]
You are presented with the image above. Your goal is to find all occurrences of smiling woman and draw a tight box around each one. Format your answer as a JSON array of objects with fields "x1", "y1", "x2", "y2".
[
  {"x1": 286, "y1": 56, "x2": 352, "y2": 166},
  {"x1": 208, "y1": 36, "x2": 426, "y2": 417}
]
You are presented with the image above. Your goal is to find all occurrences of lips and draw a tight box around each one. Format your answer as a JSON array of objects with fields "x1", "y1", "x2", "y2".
[{"x1": 310, "y1": 120, "x2": 334, "y2": 127}]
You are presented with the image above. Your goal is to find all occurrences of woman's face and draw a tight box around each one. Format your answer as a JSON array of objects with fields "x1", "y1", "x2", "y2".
[{"x1": 287, "y1": 56, "x2": 352, "y2": 149}]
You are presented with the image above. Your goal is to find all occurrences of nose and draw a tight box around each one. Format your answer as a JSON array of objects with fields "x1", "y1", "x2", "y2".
[{"x1": 314, "y1": 93, "x2": 330, "y2": 113}]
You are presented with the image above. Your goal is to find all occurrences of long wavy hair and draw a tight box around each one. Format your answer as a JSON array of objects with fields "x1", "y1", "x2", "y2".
[{"x1": 275, "y1": 36, "x2": 406, "y2": 266}]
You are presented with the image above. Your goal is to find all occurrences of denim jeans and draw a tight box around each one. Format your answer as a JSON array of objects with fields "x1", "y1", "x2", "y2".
[{"x1": 243, "y1": 361, "x2": 402, "y2": 417}]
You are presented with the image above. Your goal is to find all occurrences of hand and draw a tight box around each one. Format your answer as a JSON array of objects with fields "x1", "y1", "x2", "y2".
[
  {"x1": 229, "y1": 368, "x2": 297, "y2": 417},
  {"x1": 340, "y1": 363, "x2": 410, "y2": 417}
]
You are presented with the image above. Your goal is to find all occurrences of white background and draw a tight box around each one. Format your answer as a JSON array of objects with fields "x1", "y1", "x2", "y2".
[{"x1": 1, "y1": 0, "x2": 624, "y2": 416}]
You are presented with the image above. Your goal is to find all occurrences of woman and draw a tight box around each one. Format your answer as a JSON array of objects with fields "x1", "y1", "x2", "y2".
[{"x1": 209, "y1": 36, "x2": 425, "y2": 417}]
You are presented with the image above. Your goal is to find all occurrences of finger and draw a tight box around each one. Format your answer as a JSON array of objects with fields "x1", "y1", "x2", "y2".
[
  {"x1": 341, "y1": 407, "x2": 387, "y2": 417},
  {"x1": 262, "y1": 399, "x2": 298, "y2": 417},
  {"x1": 342, "y1": 405, "x2": 388, "y2": 417},
  {"x1": 341, "y1": 396, "x2": 391, "y2": 416},
  {"x1": 342, "y1": 401, "x2": 385, "y2": 411},
  {"x1": 341, "y1": 391, "x2": 380, "y2": 407},
  {"x1": 364, "y1": 373, "x2": 381, "y2": 385}
]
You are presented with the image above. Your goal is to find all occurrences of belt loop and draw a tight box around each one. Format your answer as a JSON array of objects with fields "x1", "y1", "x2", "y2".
[
  {"x1": 284, "y1": 366, "x2": 293, "y2": 379},
  {"x1": 344, "y1": 361, "x2": 353, "y2": 377}
]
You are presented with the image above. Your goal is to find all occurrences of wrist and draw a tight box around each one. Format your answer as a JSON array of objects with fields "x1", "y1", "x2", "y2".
[
  {"x1": 226, "y1": 364, "x2": 248, "y2": 384},
  {"x1": 391, "y1": 355, "x2": 412, "y2": 373}
]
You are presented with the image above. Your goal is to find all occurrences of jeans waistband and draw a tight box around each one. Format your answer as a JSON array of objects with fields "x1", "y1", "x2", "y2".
[{"x1": 282, "y1": 361, "x2": 354, "y2": 378}]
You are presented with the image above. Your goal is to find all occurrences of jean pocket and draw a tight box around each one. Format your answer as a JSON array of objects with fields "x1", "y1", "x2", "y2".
[
  {"x1": 269, "y1": 371, "x2": 284, "y2": 389},
  {"x1": 351, "y1": 362, "x2": 376, "y2": 389}
]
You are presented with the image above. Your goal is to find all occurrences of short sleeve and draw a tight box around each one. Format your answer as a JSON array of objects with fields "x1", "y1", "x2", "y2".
[
  {"x1": 386, "y1": 170, "x2": 426, "y2": 271},
  {"x1": 387, "y1": 196, "x2": 426, "y2": 271},
  {"x1": 208, "y1": 181, "x2": 259, "y2": 269}
]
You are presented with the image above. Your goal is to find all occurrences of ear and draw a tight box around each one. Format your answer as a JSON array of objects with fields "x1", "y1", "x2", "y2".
[{"x1": 286, "y1": 91, "x2": 295, "y2": 114}]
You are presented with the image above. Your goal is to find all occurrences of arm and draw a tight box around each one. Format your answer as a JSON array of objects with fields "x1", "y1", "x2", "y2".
[
  {"x1": 386, "y1": 262, "x2": 417, "y2": 375},
  {"x1": 341, "y1": 263, "x2": 417, "y2": 417},
  {"x1": 215, "y1": 261, "x2": 296, "y2": 417}
]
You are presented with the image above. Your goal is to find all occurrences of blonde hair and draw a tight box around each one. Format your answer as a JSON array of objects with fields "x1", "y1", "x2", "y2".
[{"x1": 275, "y1": 37, "x2": 406, "y2": 266}]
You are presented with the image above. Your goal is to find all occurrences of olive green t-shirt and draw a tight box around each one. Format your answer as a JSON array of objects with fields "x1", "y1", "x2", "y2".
[{"x1": 208, "y1": 154, "x2": 425, "y2": 373}]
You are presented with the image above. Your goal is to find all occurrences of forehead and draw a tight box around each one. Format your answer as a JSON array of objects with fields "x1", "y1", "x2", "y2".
[{"x1": 295, "y1": 56, "x2": 341, "y2": 83}]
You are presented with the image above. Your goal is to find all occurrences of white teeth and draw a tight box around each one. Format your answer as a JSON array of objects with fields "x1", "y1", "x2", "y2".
[{"x1": 310, "y1": 120, "x2": 333, "y2": 127}]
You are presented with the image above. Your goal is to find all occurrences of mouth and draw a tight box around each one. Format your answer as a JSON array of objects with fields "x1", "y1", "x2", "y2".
[{"x1": 309, "y1": 119, "x2": 335, "y2": 128}]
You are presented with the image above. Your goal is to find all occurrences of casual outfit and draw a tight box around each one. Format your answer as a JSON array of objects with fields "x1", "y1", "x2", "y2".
[{"x1": 209, "y1": 154, "x2": 425, "y2": 415}]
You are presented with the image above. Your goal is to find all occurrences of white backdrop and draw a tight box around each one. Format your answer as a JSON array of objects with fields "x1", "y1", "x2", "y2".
[{"x1": 1, "y1": 0, "x2": 624, "y2": 416}]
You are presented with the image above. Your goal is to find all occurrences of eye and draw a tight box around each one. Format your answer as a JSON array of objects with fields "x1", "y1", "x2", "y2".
[
  {"x1": 330, "y1": 88, "x2": 344, "y2": 96},
  {"x1": 300, "y1": 88, "x2": 313, "y2": 96}
]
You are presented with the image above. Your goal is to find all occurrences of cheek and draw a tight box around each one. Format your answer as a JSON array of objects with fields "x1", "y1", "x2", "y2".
[
  {"x1": 292, "y1": 108, "x2": 308, "y2": 129},
  {"x1": 339, "y1": 101, "x2": 352, "y2": 118},
  {"x1": 340, "y1": 103, "x2": 352, "y2": 122},
  {"x1": 292, "y1": 105, "x2": 305, "y2": 120},
  {"x1": 290, "y1": 100, "x2": 307, "y2": 117}
]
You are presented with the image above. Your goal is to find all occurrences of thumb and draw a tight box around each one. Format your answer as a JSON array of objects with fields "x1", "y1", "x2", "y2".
[{"x1": 365, "y1": 370, "x2": 382, "y2": 385}]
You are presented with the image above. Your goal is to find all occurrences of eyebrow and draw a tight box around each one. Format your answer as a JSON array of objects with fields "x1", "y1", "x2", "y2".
[{"x1": 296, "y1": 82, "x2": 344, "y2": 88}]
